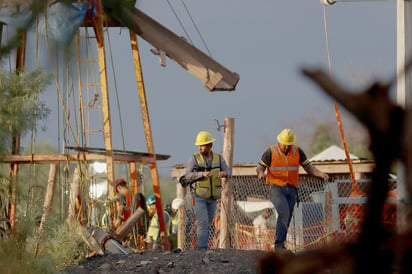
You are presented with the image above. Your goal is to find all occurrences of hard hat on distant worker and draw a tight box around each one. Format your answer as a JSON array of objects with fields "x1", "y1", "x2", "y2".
[
  {"x1": 277, "y1": 128, "x2": 296, "y2": 145},
  {"x1": 147, "y1": 194, "x2": 156, "y2": 206},
  {"x1": 195, "y1": 131, "x2": 216, "y2": 146},
  {"x1": 171, "y1": 198, "x2": 185, "y2": 210}
]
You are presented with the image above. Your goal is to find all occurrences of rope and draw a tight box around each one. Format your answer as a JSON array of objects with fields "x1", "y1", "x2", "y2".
[
  {"x1": 322, "y1": 6, "x2": 360, "y2": 195},
  {"x1": 322, "y1": 6, "x2": 333, "y2": 79},
  {"x1": 180, "y1": 0, "x2": 213, "y2": 57},
  {"x1": 106, "y1": 29, "x2": 126, "y2": 150},
  {"x1": 166, "y1": 0, "x2": 194, "y2": 44}
]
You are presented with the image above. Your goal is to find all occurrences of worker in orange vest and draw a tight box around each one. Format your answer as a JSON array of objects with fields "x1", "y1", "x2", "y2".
[{"x1": 256, "y1": 128, "x2": 329, "y2": 253}]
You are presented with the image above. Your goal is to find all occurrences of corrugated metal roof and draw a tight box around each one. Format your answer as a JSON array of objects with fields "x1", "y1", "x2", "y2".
[{"x1": 309, "y1": 145, "x2": 358, "y2": 162}]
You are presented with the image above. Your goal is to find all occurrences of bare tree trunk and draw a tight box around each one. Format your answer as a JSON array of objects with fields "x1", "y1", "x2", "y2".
[
  {"x1": 68, "y1": 168, "x2": 81, "y2": 222},
  {"x1": 39, "y1": 164, "x2": 58, "y2": 232},
  {"x1": 34, "y1": 163, "x2": 58, "y2": 257}
]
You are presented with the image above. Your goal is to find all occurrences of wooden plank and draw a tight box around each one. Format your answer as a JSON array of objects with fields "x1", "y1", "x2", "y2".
[{"x1": 0, "y1": 153, "x2": 166, "y2": 164}]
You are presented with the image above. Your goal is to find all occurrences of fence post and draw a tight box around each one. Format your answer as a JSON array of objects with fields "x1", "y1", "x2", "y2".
[
  {"x1": 176, "y1": 182, "x2": 186, "y2": 250},
  {"x1": 219, "y1": 117, "x2": 234, "y2": 249}
]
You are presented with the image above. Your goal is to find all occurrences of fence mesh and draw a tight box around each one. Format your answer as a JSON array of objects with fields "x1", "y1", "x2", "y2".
[{"x1": 179, "y1": 175, "x2": 397, "y2": 251}]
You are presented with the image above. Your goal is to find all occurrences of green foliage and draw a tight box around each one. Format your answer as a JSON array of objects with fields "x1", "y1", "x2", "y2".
[
  {"x1": 0, "y1": 68, "x2": 51, "y2": 151},
  {"x1": 310, "y1": 124, "x2": 333, "y2": 156},
  {"x1": 0, "y1": 219, "x2": 55, "y2": 274},
  {"x1": 43, "y1": 221, "x2": 88, "y2": 270},
  {"x1": 0, "y1": 216, "x2": 88, "y2": 273}
]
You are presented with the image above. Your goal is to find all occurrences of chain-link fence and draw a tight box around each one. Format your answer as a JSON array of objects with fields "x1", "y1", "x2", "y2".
[{"x1": 178, "y1": 175, "x2": 397, "y2": 251}]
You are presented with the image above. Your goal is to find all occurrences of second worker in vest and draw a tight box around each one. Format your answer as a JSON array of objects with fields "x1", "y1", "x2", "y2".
[
  {"x1": 184, "y1": 131, "x2": 231, "y2": 250},
  {"x1": 256, "y1": 128, "x2": 329, "y2": 254}
]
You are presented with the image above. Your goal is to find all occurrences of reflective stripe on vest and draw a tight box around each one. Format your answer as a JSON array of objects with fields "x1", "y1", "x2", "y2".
[
  {"x1": 194, "y1": 152, "x2": 222, "y2": 199},
  {"x1": 148, "y1": 211, "x2": 171, "y2": 240},
  {"x1": 266, "y1": 144, "x2": 300, "y2": 187}
]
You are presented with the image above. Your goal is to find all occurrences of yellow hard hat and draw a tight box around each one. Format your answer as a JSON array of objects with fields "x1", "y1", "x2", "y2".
[
  {"x1": 195, "y1": 131, "x2": 216, "y2": 146},
  {"x1": 277, "y1": 128, "x2": 296, "y2": 145}
]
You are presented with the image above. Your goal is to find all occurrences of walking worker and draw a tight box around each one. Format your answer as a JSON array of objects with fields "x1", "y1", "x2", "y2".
[
  {"x1": 256, "y1": 128, "x2": 329, "y2": 253},
  {"x1": 184, "y1": 131, "x2": 231, "y2": 250}
]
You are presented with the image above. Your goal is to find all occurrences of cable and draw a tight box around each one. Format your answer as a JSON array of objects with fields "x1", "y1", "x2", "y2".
[
  {"x1": 180, "y1": 0, "x2": 213, "y2": 57},
  {"x1": 166, "y1": 0, "x2": 193, "y2": 44},
  {"x1": 323, "y1": 6, "x2": 333, "y2": 79}
]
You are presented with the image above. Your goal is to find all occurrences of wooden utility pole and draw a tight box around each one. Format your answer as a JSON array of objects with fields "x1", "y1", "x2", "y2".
[{"x1": 219, "y1": 117, "x2": 234, "y2": 249}]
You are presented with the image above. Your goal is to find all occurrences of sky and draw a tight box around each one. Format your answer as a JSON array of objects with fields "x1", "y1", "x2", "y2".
[{"x1": 3, "y1": 1, "x2": 397, "y2": 175}]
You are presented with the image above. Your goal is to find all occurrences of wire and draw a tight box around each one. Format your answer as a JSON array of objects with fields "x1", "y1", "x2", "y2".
[
  {"x1": 166, "y1": 0, "x2": 193, "y2": 44},
  {"x1": 42, "y1": 12, "x2": 80, "y2": 148},
  {"x1": 180, "y1": 0, "x2": 213, "y2": 57}
]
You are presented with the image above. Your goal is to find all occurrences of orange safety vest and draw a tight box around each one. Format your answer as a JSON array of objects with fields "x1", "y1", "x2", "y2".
[
  {"x1": 117, "y1": 190, "x2": 132, "y2": 220},
  {"x1": 266, "y1": 144, "x2": 300, "y2": 187}
]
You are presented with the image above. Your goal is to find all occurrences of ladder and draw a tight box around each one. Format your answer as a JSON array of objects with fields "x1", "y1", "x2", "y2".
[{"x1": 76, "y1": 28, "x2": 104, "y2": 147}]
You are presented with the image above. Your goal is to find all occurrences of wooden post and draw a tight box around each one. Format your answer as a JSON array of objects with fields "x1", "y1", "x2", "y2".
[
  {"x1": 219, "y1": 117, "x2": 234, "y2": 249},
  {"x1": 176, "y1": 182, "x2": 187, "y2": 250}
]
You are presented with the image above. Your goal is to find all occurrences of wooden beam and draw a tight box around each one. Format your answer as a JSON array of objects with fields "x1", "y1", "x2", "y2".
[
  {"x1": 171, "y1": 161, "x2": 376, "y2": 178},
  {"x1": 0, "y1": 153, "x2": 169, "y2": 164},
  {"x1": 104, "y1": 2, "x2": 239, "y2": 91},
  {"x1": 130, "y1": 30, "x2": 169, "y2": 249}
]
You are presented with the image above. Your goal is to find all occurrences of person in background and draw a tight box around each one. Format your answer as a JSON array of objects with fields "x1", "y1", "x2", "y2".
[
  {"x1": 256, "y1": 128, "x2": 329, "y2": 253},
  {"x1": 165, "y1": 202, "x2": 178, "y2": 249},
  {"x1": 145, "y1": 194, "x2": 170, "y2": 250},
  {"x1": 113, "y1": 178, "x2": 132, "y2": 230},
  {"x1": 184, "y1": 131, "x2": 231, "y2": 250},
  {"x1": 253, "y1": 208, "x2": 273, "y2": 250}
]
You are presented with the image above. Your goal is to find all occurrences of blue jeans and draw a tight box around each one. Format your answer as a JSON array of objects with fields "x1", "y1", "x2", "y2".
[
  {"x1": 270, "y1": 184, "x2": 297, "y2": 248},
  {"x1": 194, "y1": 196, "x2": 217, "y2": 250}
]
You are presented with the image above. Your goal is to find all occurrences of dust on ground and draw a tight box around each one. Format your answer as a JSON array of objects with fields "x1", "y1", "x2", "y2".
[{"x1": 62, "y1": 248, "x2": 269, "y2": 274}]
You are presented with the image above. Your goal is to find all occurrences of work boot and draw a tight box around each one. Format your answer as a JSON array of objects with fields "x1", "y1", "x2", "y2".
[{"x1": 275, "y1": 246, "x2": 293, "y2": 255}]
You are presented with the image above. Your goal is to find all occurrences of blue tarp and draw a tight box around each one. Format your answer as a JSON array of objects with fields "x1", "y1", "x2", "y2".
[{"x1": 0, "y1": 2, "x2": 89, "y2": 43}]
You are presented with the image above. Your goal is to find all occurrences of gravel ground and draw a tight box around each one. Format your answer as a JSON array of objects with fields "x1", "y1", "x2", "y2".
[{"x1": 61, "y1": 249, "x2": 270, "y2": 274}]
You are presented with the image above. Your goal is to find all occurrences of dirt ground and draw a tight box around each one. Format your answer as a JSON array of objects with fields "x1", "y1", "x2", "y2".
[{"x1": 61, "y1": 248, "x2": 270, "y2": 274}]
